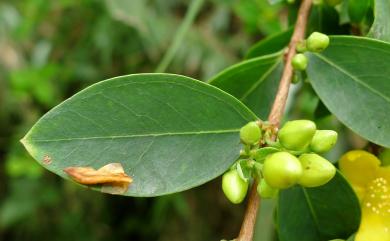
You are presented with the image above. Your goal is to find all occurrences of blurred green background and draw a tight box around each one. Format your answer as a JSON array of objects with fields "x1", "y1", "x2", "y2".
[{"x1": 0, "y1": 0, "x2": 286, "y2": 240}]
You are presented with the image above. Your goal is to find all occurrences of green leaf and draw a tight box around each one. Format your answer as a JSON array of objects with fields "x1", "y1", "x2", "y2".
[
  {"x1": 306, "y1": 36, "x2": 390, "y2": 147},
  {"x1": 368, "y1": 0, "x2": 390, "y2": 42},
  {"x1": 21, "y1": 74, "x2": 257, "y2": 197},
  {"x1": 277, "y1": 171, "x2": 361, "y2": 241},
  {"x1": 245, "y1": 28, "x2": 292, "y2": 59},
  {"x1": 209, "y1": 53, "x2": 283, "y2": 119}
]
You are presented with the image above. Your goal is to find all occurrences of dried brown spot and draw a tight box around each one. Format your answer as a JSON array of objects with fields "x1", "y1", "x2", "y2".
[
  {"x1": 64, "y1": 163, "x2": 132, "y2": 194},
  {"x1": 43, "y1": 155, "x2": 52, "y2": 165}
]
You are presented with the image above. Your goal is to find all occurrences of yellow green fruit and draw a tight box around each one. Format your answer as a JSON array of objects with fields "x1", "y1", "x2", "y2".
[
  {"x1": 291, "y1": 54, "x2": 308, "y2": 71},
  {"x1": 240, "y1": 121, "x2": 262, "y2": 145},
  {"x1": 310, "y1": 130, "x2": 338, "y2": 153},
  {"x1": 306, "y1": 32, "x2": 330, "y2": 52},
  {"x1": 222, "y1": 169, "x2": 249, "y2": 204},
  {"x1": 298, "y1": 153, "x2": 336, "y2": 187},
  {"x1": 263, "y1": 152, "x2": 303, "y2": 189},
  {"x1": 278, "y1": 120, "x2": 316, "y2": 151},
  {"x1": 257, "y1": 179, "x2": 278, "y2": 198}
]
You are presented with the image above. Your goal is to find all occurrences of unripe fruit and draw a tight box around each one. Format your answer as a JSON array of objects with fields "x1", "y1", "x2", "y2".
[
  {"x1": 240, "y1": 121, "x2": 262, "y2": 145},
  {"x1": 278, "y1": 120, "x2": 316, "y2": 151},
  {"x1": 291, "y1": 54, "x2": 308, "y2": 71},
  {"x1": 298, "y1": 153, "x2": 336, "y2": 187},
  {"x1": 262, "y1": 152, "x2": 303, "y2": 189},
  {"x1": 222, "y1": 169, "x2": 249, "y2": 204},
  {"x1": 306, "y1": 32, "x2": 330, "y2": 52},
  {"x1": 257, "y1": 179, "x2": 278, "y2": 198},
  {"x1": 310, "y1": 130, "x2": 338, "y2": 153}
]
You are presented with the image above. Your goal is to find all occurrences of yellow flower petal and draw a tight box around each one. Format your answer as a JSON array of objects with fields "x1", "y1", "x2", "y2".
[
  {"x1": 339, "y1": 150, "x2": 381, "y2": 195},
  {"x1": 355, "y1": 172, "x2": 390, "y2": 241}
]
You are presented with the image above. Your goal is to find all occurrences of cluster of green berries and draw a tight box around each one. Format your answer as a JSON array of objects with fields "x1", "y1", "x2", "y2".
[
  {"x1": 222, "y1": 120, "x2": 338, "y2": 204},
  {"x1": 291, "y1": 32, "x2": 330, "y2": 83}
]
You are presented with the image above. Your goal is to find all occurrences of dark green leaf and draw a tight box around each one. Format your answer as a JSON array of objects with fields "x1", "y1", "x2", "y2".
[
  {"x1": 209, "y1": 53, "x2": 283, "y2": 119},
  {"x1": 21, "y1": 74, "x2": 257, "y2": 197},
  {"x1": 245, "y1": 29, "x2": 292, "y2": 59},
  {"x1": 348, "y1": 0, "x2": 370, "y2": 23},
  {"x1": 306, "y1": 36, "x2": 390, "y2": 147},
  {"x1": 277, "y1": 171, "x2": 361, "y2": 241},
  {"x1": 368, "y1": 0, "x2": 390, "y2": 42}
]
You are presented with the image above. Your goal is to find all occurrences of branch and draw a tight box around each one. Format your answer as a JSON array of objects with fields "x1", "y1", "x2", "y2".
[{"x1": 236, "y1": 0, "x2": 313, "y2": 240}]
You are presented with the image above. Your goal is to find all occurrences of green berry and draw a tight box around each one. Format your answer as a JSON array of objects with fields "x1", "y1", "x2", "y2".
[
  {"x1": 262, "y1": 152, "x2": 303, "y2": 189},
  {"x1": 306, "y1": 32, "x2": 330, "y2": 52},
  {"x1": 222, "y1": 169, "x2": 249, "y2": 204},
  {"x1": 310, "y1": 130, "x2": 338, "y2": 153},
  {"x1": 240, "y1": 121, "x2": 262, "y2": 145},
  {"x1": 298, "y1": 153, "x2": 336, "y2": 187},
  {"x1": 278, "y1": 120, "x2": 316, "y2": 151},
  {"x1": 257, "y1": 179, "x2": 278, "y2": 198},
  {"x1": 291, "y1": 54, "x2": 308, "y2": 71}
]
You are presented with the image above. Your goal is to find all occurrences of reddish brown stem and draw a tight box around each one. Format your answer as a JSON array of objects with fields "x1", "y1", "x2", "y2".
[{"x1": 236, "y1": 0, "x2": 313, "y2": 240}]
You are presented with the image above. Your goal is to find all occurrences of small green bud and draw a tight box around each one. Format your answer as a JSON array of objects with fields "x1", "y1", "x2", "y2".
[
  {"x1": 222, "y1": 169, "x2": 249, "y2": 204},
  {"x1": 379, "y1": 148, "x2": 390, "y2": 166},
  {"x1": 306, "y1": 32, "x2": 330, "y2": 52},
  {"x1": 292, "y1": 72, "x2": 300, "y2": 84},
  {"x1": 296, "y1": 40, "x2": 307, "y2": 53},
  {"x1": 257, "y1": 179, "x2": 278, "y2": 198},
  {"x1": 278, "y1": 120, "x2": 316, "y2": 151},
  {"x1": 262, "y1": 152, "x2": 303, "y2": 189},
  {"x1": 291, "y1": 54, "x2": 308, "y2": 71},
  {"x1": 310, "y1": 130, "x2": 338, "y2": 153},
  {"x1": 298, "y1": 153, "x2": 336, "y2": 187},
  {"x1": 240, "y1": 121, "x2": 262, "y2": 145}
]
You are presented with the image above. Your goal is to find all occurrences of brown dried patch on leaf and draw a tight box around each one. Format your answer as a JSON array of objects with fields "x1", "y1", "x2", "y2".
[{"x1": 64, "y1": 163, "x2": 132, "y2": 195}]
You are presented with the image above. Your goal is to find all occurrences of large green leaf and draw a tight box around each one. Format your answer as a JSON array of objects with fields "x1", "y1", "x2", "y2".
[
  {"x1": 209, "y1": 53, "x2": 283, "y2": 119},
  {"x1": 306, "y1": 36, "x2": 390, "y2": 147},
  {"x1": 245, "y1": 29, "x2": 292, "y2": 59},
  {"x1": 368, "y1": 0, "x2": 390, "y2": 42},
  {"x1": 21, "y1": 74, "x2": 257, "y2": 197},
  {"x1": 277, "y1": 171, "x2": 361, "y2": 241}
]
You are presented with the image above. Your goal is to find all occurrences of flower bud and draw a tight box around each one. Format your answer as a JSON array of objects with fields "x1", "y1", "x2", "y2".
[
  {"x1": 298, "y1": 153, "x2": 336, "y2": 187},
  {"x1": 306, "y1": 32, "x2": 330, "y2": 52},
  {"x1": 222, "y1": 169, "x2": 249, "y2": 204},
  {"x1": 262, "y1": 152, "x2": 303, "y2": 189},
  {"x1": 291, "y1": 54, "x2": 308, "y2": 71},
  {"x1": 257, "y1": 179, "x2": 278, "y2": 198},
  {"x1": 240, "y1": 121, "x2": 262, "y2": 145},
  {"x1": 296, "y1": 40, "x2": 307, "y2": 53},
  {"x1": 310, "y1": 130, "x2": 338, "y2": 153},
  {"x1": 278, "y1": 120, "x2": 316, "y2": 151}
]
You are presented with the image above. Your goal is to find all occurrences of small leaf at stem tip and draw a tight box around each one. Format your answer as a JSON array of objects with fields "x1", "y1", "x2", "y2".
[{"x1": 64, "y1": 163, "x2": 132, "y2": 194}]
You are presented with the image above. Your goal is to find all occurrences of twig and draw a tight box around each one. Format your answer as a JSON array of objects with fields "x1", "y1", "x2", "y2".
[
  {"x1": 155, "y1": 0, "x2": 205, "y2": 73},
  {"x1": 236, "y1": 0, "x2": 313, "y2": 240}
]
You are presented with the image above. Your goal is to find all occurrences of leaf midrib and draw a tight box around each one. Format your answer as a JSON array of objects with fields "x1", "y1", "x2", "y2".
[
  {"x1": 24, "y1": 128, "x2": 240, "y2": 143},
  {"x1": 302, "y1": 188, "x2": 322, "y2": 236},
  {"x1": 314, "y1": 53, "x2": 390, "y2": 103}
]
